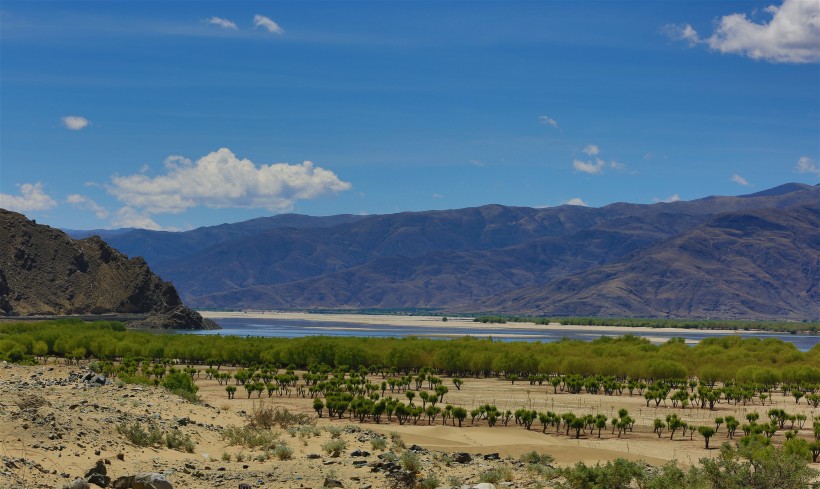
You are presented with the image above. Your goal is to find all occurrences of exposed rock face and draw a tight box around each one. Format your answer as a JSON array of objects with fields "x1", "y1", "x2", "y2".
[{"x1": 0, "y1": 209, "x2": 216, "y2": 329}]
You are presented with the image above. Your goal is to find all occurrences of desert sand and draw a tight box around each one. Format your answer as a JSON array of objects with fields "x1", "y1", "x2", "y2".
[{"x1": 3, "y1": 357, "x2": 818, "y2": 489}]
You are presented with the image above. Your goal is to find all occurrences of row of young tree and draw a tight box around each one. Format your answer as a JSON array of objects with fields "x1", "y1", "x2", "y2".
[{"x1": 5, "y1": 320, "x2": 820, "y2": 387}]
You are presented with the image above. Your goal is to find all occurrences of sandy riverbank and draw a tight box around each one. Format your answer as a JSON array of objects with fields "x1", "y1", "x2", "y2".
[{"x1": 199, "y1": 310, "x2": 758, "y2": 337}]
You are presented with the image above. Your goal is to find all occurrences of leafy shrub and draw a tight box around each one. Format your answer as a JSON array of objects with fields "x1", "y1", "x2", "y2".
[
  {"x1": 371, "y1": 436, "x2": 387, "y2": 451},
  {"x1": 322, "y1": 438, "x2": 347, "y2": 457},
  {"x1": 390, "y1": 431, "x2": 406, "y2": 449},
  {"x1": 273, "y1": 442, "x2": 294, "y2": 460},
  {"x1": 221, "y1": 425, "x2": 280, "y2": 449},
  {"x1": 520, "y1": 450, "x2": 554, "y2": 466},
  {"x1": 250, "y1": 403, "x2": 312, "y2": 430},
  {"x1": 161, "y1": 370, "x2": 200, "y2": 403},
  {"x1": 400, "y1": 451, "x2": 422, "y2": 473},
  {"x1": 165, "y1": 427, "x2": 195, "y2": 452},
  {"x1": 116, "y1": 421, "x2": 163, "y2": 447},
  {"x1": 479, "y1": 466, "x2": 513, "y2": 483},
  {"x1": 420, "y1": 475, "x2": 440, "y2": 488},
  {"x1": 325, "y1": 425, "x2": 343, "y2": 439}
]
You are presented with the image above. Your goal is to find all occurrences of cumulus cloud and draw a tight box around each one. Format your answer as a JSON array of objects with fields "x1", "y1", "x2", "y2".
[
  {"x1": 108, "y1": 148, "x2": 351, "y2": 215},
  {"x1": 61, "y1": 115, "x2": 90, "y2": 130},
  {"x1": 572, "y1": 145, "x2": 628, "y2": 175},
  {"x1": 730, "y1": 173, "x2": 750, "y2": 186},
  {"x1": 207, "y1": 16, "x2": 238, "y2": 30},
  {"x1": 564, "y1": 198, "x2": 588, "y2": 206},
  {"x1": 67, "y1": 194, "x2": 109, "y2": 219},
  {"x1": 573, "y1": 158, "x2": 606, "y2": 175},
  {"x1": 538, "y1": 115, "x2": 559, "y2": 128},
  {"x1": 796, "y1": 156, "x2": 819, "y2": 176},
  {"x1": 582, "y1": 144, "x2": 600, "y2": 156},
  {"x1": 666, "y1": 0, "x2": 820, "y2": 63},
  {"x1": 0, "y1": 182, "x2": 57, "y2": 212},
  {"x1": 254, "y1": 14, "x2": 284, "y2": 34},
  {"x1": 110, "y1": 207, "x2": 163, "y2": 230}
]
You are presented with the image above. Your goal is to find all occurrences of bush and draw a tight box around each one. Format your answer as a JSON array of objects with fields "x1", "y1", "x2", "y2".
[
  {"x1": 116, "y1": 421, "x2": 163, "y2": 447},
  {"x1": 250, "y1": 402, "x2": 312, "y2": 429},
  {"x1": 400, "y1": 451, "x2": 422, "y2": 473},
  {"x1": 221, "y1": 425, "x2": 280, "y2": 449},
  {"x1": 325, "y1": 425, "x2": 343, "y2": 439},
  {"x1": 322, "y1": 438, "x2": 347, "y2": 457},
  {"x1": 479, "y1": 466, "x2": 513, "y2": 483},
  {"x1": 165, "y1": 428, "x2": 195, "y2": 452},
  {"x1": 371, "y1": 436, "x2": 387, "y2": 451},
  {"x1": 272, "y1": 442, "x2": 293, "y2": 460},
  {"x1": 420, "y1": 475, "x2": 440, "y2": 488},
  {"x1": 161, "y1": 370, "x2": 200, "y2": 403},
  {"x1": 390, "y1": 431, "x2": 406, "y2": 449},
  {"x1": 520, "y1": 450, "x2": 555, "y2": 466}
]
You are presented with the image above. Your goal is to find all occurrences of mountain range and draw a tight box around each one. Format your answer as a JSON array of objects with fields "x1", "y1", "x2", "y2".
[{"x1": 66, "y1": 182, "x2": 820, "y2": 321}]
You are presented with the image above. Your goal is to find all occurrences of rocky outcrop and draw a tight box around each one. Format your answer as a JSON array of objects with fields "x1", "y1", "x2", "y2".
[{"x1": 0, "y1": 209, "x2": 217, "y2": 329}]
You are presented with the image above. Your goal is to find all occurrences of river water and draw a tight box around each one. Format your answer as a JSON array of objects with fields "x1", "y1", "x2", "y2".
[{"x1": 187, "y1": 317, "x2": 820, "y2": 352}]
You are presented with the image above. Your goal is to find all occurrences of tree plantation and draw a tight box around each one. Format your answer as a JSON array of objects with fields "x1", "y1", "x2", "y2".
[{"x1": 4, "y1": 319, "x2": 820, "y2": 487}]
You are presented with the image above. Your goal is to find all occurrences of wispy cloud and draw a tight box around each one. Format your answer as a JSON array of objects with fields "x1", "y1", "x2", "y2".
[
  {"x1": 110, "y1": 206, "x2": 163, "y2": 231},
  {"x1": 61, "y1": 115, "x2": 90, "y2": 130},
  {"x1": 653, "y1": 194, "x2": 682, "y2": 203},
  {"x1": 538, "y1": 115, "x2": 559, "y2": 128},
  {"x1": 730, "y1": 173, "x2": 750, "y2": 186},
  {"x1": 254, "y1": 15, "x2": 284, "y2": 34},
  {"x1": 795, "y1": 156, "x2": 819, "y2": 176},
  {"x1": 468, "y1": 159, "x2": 485, "y2": 167},
  {"x1": 665, "y1": 0, "x2": 820, "y2": 64},
  {"x1": 0, "y1": 182, "x2": 57, "y2": 212},
  {"x1": 206, "y1": 17, "x2": 237, "y2": 30},
  {"x1": 67, "y1": 194, "x2": 109, "y2": 219},
  {"x1": 582, "y1": 144, "x2": 600, "y2": 156},
  {"x1": 107, "y1": 148, "x2": 351, "y2": 216},
  {"x1": 564, "y1": 197, "x2": 587, "y2": 206}
]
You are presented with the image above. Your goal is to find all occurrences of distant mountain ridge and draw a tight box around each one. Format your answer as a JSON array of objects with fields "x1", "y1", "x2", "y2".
[{"x1": 69, "y1": 183, "x2": 820, "y2": 320}]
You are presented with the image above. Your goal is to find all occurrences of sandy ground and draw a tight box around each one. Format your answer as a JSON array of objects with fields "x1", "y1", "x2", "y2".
[
  {"x1": 4, "y1": 356, "x2": 819, "y2": 489},
  {"x1": 199, "y1": 311, "x2": 750, "y2": 338}
]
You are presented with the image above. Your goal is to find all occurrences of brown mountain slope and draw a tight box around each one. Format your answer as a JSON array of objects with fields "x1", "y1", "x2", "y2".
[
  {"x1": 0, "y1": 209, "x2": 216, "y2": 329},
  {"x1": 480, "y1": 205, "x2": 820, "y2": 320}
]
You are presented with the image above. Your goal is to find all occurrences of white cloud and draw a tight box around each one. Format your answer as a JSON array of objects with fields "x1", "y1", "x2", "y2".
[
  {"x1": 653, "y1": 194, "x2": 682, "y2": 203},
  {"x1": 667, "y1": 0, "x2": 820, "y2": 64},
  {"x1": 110, "y1": 207, "x2": 163, "y2": 230},
  {"x1": 108, "y1": 147, "x2": 351, "y2": 215},
  {"x1": 582, "y1": 144, "x2": 600, "y2": 156},
  {"x1": 67, "y1": 194, "x2": 109, "y2": 219},
  {"x1": 795, "y1": 156, "x2": 820, "y2": 176},
  {"x1": 469, "y1": 159, "x2": 485, "y2": 167},
  {"x1": 564, "y1": 198, "x2": 587, "y2": 206},
  {"x1": 538, "y1": 115, "x2": 559, "y2": 128},
  {"x1": 207, "y1": 16, "x2": 238, "y2": 30},
  {"x1": 0, "y1": 182, "x2": 57, "y2": 212},
  {"x1": 432, "y1": 193, "x2": 444, "y2": 199},
  {"x1": 254, "y1": 15, "x2": 284, "y2": 34},
  {"x1": 61, "y1": 115, "x2": 90, "y2": 130},
  {"x1": 573, "y1": 158, "x2": 605, "y2": 175},
  {"x1": 730, "y1": 173, "x2": 750, "y2": 186}
]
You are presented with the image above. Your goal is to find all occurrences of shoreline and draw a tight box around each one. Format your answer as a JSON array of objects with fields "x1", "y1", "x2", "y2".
[{"x1": 198, "y1": 310, "x2": 783, "y2": 337}]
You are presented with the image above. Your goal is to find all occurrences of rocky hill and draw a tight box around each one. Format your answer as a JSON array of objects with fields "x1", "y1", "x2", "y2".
[
  {"x1": 0, "y1": 209, "x2": 216, "y2": 329},
  {"x1": 64, "y1": 183, "x2": 820, "y2": 321}
]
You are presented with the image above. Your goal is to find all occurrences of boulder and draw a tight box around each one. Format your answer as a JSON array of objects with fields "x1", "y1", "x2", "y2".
[
  {"x1": 63, "y1": 479, "x2": 90, "y2": 489},
  {"x1": 132, "y1": 473, "x2": 173, "y2": 489},
  {"x1": 453, "y1": 452, "x2": 472, "y2": 464}
]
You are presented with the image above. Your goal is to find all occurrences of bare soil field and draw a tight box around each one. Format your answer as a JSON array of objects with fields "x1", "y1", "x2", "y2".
[{"x1": 2, "y1": 360, "x2": 818, "y2": 488}]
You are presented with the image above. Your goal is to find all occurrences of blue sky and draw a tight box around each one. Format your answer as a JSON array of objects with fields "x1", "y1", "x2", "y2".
[{"x1": 1, "y1": 0, "x2": 818, "y2": 231}]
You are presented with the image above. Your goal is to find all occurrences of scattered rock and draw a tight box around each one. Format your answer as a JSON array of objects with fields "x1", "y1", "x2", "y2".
[
  {"x1": 482, "y1": 453, "x2": 500, "y2": 461},
  {"x1": 63, "y1": 478, "x2": 90, "y2": 489},
  {"x1": 453, "y1": 452, "x2": 472, "y2": 464},
  {"x1": 323, "y1": 477, "x2": 344, "y2": 488}
]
